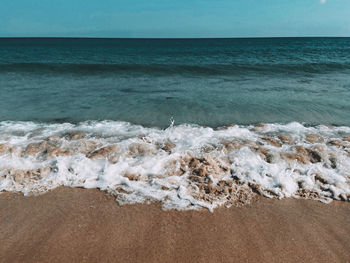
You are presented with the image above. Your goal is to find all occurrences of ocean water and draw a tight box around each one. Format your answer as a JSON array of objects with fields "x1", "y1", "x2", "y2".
[
  {"x1": 0, "y1": 38, "x2": 350, "y2": 210},
  {"x1": 1, "y1": 37, "x2": 350, "y2": 127}
]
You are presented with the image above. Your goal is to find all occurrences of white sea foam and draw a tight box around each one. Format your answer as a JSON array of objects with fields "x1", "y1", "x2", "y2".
[{"x1": 0, "y1": 120, "x2": 349, "y2": 211}]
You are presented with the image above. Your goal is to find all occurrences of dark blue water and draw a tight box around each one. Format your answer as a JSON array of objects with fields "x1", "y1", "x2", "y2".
[{"x1": 1, "y1": 37, "x2": 350, "y2": 127}]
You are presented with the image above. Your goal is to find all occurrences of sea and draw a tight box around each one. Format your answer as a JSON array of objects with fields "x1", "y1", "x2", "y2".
[{"x1": 0, "y1": 37, "x2": 349, "y2": 211}]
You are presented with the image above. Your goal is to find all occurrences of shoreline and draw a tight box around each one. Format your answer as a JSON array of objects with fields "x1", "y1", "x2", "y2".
[
  {"x1": 1, "y1": 121, "x2": 350, "y2": 210},
  {"x1": 1, "y1": 187, "x2": 349, "y2": 263}
]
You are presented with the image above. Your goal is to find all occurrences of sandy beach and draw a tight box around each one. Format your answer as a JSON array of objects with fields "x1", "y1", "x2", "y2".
[{"x1": 0, "y1": 187, "x2": 349, "y2": 263}]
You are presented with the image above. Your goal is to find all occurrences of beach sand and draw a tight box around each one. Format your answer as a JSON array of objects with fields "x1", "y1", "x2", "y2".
[{"x1": 1, "y1": 187, "x2": 349, "y2": 263}]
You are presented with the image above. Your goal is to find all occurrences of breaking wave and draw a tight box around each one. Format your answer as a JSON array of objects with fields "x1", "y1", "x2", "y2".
[{"x1": 0, "y1": 120, "x2": 349, "y2": 211}]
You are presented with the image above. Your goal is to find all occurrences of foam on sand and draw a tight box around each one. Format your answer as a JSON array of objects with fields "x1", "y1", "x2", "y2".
[{"x1": 0, "y1": 121, "x2": 349, "y2": 211}]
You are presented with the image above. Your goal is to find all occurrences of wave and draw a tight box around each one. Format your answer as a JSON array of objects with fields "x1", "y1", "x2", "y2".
[
  {"x1": 0, "y1": 120, "x2": 349, "y2": 211},
  {"x1": 1, "y1": 62, "x2": 350, "y2": 76}
]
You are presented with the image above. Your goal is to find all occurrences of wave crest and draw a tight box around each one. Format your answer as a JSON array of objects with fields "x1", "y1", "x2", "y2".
[{"x1": 1, "y1": 62, "x2": 350, "y2": 76}]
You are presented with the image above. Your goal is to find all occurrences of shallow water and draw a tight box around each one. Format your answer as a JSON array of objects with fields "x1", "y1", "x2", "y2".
[
  {"x1": 1, "y1": 38, "x2": 350, "y2": 210},
  {"x1": 0, "y1": 121, "x2": 349, "y2": 211}
]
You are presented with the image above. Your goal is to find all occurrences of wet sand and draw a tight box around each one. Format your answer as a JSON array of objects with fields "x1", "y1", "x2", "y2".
[{"x1": 0, "y1": 187, "x2": 349, "y2": 263}]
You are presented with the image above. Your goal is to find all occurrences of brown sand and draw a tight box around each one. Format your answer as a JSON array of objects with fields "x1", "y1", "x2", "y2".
[{"x1": 0, "y1": 187, "x2": 349, "y2": 263}]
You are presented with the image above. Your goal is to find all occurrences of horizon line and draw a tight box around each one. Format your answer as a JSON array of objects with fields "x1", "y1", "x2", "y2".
[{"x1": 1, "y1": 36, "x2": 350, "y2": 40}]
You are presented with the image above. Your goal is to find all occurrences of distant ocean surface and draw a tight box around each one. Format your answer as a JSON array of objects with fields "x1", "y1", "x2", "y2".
[
  {"x1": 1, "y1": 38, "x2": 350, "y2": 210},
  {"x1": 1, "y1": 37, "x2": 350, "y2": 127}
]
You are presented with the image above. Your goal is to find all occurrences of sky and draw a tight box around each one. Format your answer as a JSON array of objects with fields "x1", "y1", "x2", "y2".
[{"x1": 0, "y1": 0, "x2": 349, "y2": 38}]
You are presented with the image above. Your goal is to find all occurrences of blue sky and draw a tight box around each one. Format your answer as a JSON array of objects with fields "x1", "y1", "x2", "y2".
[{"x1": 0, "y1": 0, "x2": 349, "y2": 37}]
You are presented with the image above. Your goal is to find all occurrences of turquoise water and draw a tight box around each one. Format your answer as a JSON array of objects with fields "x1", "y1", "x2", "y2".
[
  {"x1": 1, "y1": 37, "x2": 350, "y2": 127},
  {"x1": 1, "y1": 38, "x2": 350, "y2": 208}
]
